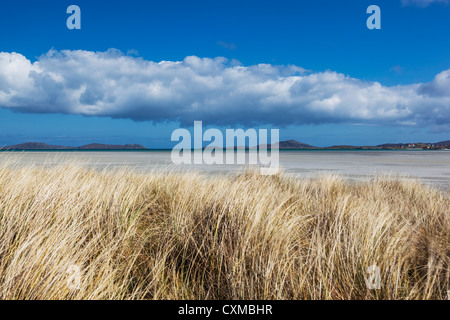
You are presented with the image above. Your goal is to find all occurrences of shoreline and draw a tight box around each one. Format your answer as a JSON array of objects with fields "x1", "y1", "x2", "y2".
[{"x1": 1, "y1": 150, "x2": 449, "y2": 190}]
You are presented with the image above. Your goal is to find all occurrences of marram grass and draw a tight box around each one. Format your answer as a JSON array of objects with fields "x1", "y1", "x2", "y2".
[{"x1": 0, "y1": 164, "x2": 448, "y2": 300}]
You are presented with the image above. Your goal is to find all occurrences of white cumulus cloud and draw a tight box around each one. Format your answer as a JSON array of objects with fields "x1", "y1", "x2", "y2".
[{"x1": 0, "y1": 49, "x2": 449, "y2": 129}]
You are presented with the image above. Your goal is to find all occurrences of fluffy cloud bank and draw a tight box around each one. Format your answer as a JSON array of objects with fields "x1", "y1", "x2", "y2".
[
  {"x1": 401, "y1": 0, "x2": 450, "y2": 7},
  {"x1": 0, "y1": 49, "x2": 449, "y2": 128}
]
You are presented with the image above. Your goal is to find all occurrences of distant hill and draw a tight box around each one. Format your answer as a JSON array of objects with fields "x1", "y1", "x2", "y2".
[
  {"x1": 377, "y1": 141, "x2": 450, "y2": 148},
  {"x1": 262, "y1": 140, "x2": 316, "y2": 149},
  {"x1": 268, "y1": 139, "x2": 450, "y2": 150},
  {"x1": 435, "y1": 140, "x2": 450, "y2": 146},
  {"x1": 2, "y1": 139, "x2": 449, "y2": 151},
  {"x1": 278, "y1": 140, "x2": 316, "y2": 149},
  {"x1": 1, "y1": 142, "x2": 147, "y2": 150},
  {"x1": 377, "y1": 143, "x2": 409, "y2": 148},
  {"x1": 2, "y1": 142, "x2": 72, "y2": 150}
]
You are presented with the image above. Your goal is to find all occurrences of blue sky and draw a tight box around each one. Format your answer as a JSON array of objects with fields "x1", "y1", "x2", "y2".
[{"x1": 0, "y1": 0, "x2": 449, "y2": 147}]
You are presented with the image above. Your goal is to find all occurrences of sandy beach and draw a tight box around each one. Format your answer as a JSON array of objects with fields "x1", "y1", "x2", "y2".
[{"x1": 2, "y1": 150, "x2": 449, "y2": 189}]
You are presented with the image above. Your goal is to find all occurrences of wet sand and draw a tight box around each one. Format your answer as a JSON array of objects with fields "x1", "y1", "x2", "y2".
[{"x1": 1, "y1": 150, "x2": 449, "y2": 189}]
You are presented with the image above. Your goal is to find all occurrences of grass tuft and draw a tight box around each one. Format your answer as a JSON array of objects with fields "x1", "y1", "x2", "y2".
[{"x1": 0, "y1": 164, "x2": 448, "y2": 299}]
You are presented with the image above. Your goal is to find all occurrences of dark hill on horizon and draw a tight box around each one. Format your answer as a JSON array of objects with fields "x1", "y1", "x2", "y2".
[
  {"x1": 1, "y1": 139, "x2": 449, "y2": 151},
  {"x1": 269, "y1": 140, "x2": 450, "y2": 150},
  {"x1": 277, "y1": 140, "x2": 316, "y2": 149},
  {"x1": 2, "y1": 142, "x2": 71, "y2": 150},
  {"x1": 377, "y1": 140, "x2": 450, "y2": 148},
  {"x1": 1, "y1": 142, "x2": 147, "y2": 150},
  {"x1": 436, "y1": 140, "x2": 450, "y2": 146}
]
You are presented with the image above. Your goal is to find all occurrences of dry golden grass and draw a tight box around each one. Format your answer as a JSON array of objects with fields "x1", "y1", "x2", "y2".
[{"x1": 0, "y1": 163, "x2": 448, "y2": 300}]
